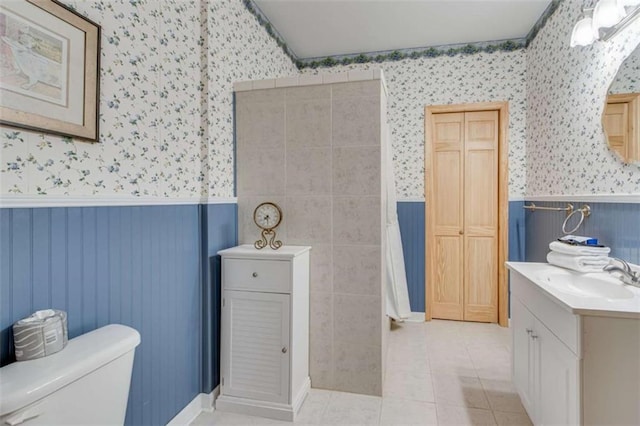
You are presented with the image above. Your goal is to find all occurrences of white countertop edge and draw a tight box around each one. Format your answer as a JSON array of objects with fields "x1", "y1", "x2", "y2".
[
  {"x1": 218, "y1": 244, "x2": 312, "y2": 259},
  {"x1": 506, "y1": 262, "x2": 640, "y2": 319}
]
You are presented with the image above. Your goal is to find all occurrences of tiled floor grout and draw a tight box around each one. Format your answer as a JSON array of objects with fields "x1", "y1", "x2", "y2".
[{"x1": 192, "y1": 319, "x2": 531, "y2": 425}]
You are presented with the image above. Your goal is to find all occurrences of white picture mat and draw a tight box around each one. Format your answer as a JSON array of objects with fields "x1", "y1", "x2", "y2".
[{"x1": 0, "y1": 1, "x2": 85, "y2": 125}]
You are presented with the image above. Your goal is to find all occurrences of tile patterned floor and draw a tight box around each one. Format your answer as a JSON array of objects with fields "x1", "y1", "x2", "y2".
[{"x1": 191, "y1": 320, "x2": 533, "y2": 425}]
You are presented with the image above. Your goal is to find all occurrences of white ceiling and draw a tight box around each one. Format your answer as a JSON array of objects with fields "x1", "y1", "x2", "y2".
[{"x1": 254, "y1": 0, "x2": 552, "y2": 59}]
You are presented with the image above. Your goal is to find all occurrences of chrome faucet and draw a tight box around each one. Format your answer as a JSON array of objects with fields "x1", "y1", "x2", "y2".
[{"x1": 603, "y1": 258, "x2": 640, "y2": 288}]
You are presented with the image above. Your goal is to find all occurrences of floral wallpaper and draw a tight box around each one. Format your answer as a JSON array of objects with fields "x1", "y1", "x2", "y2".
[
  {"x1": 0, "y1": 0, "x2": 296, "y2": 198},
  {"x1": 205, "y1": 0, "x2": 297, "y2": 197},
  {"x1": 526, "y1": 0, "x2": 640, "y2": 196},
  {"x1": 301, "y1": 52, "x2": 528, "y2": 200},
  {"x1": 609, "y1": 45, "x2": 640, "y2": 95}
]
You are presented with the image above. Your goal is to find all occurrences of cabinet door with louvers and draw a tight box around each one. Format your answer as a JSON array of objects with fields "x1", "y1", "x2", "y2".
[{"x1": 221, "y1": 290, "x2": 291, "y2": 404}]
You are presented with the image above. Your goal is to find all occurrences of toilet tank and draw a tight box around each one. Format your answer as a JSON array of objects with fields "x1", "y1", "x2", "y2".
[{"x1": 0, "y1": 324, "x2": 140, "y2": 426}]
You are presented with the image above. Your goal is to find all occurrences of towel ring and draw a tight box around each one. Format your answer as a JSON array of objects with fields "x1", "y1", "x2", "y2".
[{"x1": 562, "y1": 205, "x2": 591, "y2": 234}]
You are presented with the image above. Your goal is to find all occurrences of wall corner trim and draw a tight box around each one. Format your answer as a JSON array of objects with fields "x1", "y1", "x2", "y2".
[
  {"x1": 167, "y1": 386, "x2": 219, "y2": 426},
  {"x1": 0, "y1": 195, "x2": 238, "y2": 209}
]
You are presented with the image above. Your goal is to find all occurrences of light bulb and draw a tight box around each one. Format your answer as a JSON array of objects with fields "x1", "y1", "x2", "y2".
[
  {"x1": 593, "y1": 0, "x2": 627, "y2": 30},
  {"x1": 570, "y1": 16, "x2": 599, "y2": 47}
]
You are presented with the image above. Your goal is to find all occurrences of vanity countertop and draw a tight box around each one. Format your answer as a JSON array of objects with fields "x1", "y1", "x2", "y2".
[{"x1": 506, "y1": 262, "x2": 640, "y2": 319}]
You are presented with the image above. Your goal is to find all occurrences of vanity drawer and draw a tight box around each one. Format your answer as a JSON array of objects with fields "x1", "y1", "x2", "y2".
[
  {"x1": 223, "y1": 258, "x2": 291, "y2": 293},
  {"x1": 511, "y1": 271, "x2": 580, "y2": 355}
]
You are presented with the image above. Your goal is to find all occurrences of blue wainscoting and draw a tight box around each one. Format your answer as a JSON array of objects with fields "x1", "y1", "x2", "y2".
[
  {"x1": 200, "y1": 203, "x2": 237, "y2": 393},
  {"x1": 396, "y1": 201, "x2": 527, "y2": 312},
  {"x1": 525, "y1": 201, "x2": 640, "y2": 264},
  {"x1": 0, "y1": 204, "x2": 237, "y2": 426},
  {"x1": 397, "y1": 202, "x2": 426, "y2": 313},
  {"x1": 509, "y1": 201, "x2": 526, "y2": 262}
]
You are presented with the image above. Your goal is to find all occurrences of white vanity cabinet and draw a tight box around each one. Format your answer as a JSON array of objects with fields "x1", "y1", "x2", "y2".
[
  {"x1": 509, "y1": 263, "x2": 640, "y2": 426},
  {"x1": 511, "y1": 295, "x2": 579, "y2": 425},
  {"x1": 216, "y1": 245, "x2": 311, "y2": 421}
]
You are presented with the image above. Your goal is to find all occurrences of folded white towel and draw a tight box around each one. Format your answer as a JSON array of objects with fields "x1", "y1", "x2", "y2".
[
  {"x1": 547, "y1": 251, "x2": 610, "y2": 273},
  {"x1": 549, "y1": 241, "x2": 611, "y2": 256}
]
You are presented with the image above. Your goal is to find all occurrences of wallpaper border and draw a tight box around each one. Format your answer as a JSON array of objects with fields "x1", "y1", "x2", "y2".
[
  {"x1": 242, "y1": 0, "x2": 299, "y2": 63},
  {"x1": 243, "y1": 0, "x2": 562, "y2": 70},
  {"x1": 524, "y1": 0, "x2": 562, "y2": 47}
]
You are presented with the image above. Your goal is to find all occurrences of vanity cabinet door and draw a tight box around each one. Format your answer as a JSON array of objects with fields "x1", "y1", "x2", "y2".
[
  {"x1": 221, "y1": 290, "x2": 291, "y2": 404},
  {"x1": 535, "y1": 318, "x2": 580, "y2": 426},
  {"x1": 511, "y1": 298, "x2": 536, "y2": 419}
]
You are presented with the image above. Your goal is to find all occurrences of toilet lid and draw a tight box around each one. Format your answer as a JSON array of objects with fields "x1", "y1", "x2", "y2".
[{"x1": 0, "y1": 324, "x2": 140, "y2": 416}]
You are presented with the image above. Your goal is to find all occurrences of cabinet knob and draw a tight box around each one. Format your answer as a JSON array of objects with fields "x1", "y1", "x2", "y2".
[
  {"x1": 252, "y1": 272, "x2": 258, "y2": 278},
  {"x1": 531, "y1": 334, "x2": 538, "y2": 340},
  {"x1": 526, "y1": 328, "x2": 533, "y2": 335},
  {"x1": 459, "y1": 230, "x2": 464, "y2": 235},
  {"x1": 282, "y1": 347, "x2": 287, "y2": 353}
]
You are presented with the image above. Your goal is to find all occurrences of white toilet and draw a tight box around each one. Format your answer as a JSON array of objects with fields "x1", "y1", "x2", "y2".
[{"x1": 0, "y1": 324, "x2": 140, "y2": 425}]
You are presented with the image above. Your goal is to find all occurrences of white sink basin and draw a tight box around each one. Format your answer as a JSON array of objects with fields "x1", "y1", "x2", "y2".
[{"x1": 539, "y1": 272, "x2": 634, "y2": 300}]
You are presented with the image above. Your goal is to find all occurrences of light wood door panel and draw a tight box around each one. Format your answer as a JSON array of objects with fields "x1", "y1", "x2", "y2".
[
  {"x1": 604, "y1": 102, "x2": 629, "y2": 160},
  {"x1": 434, "y1": 113, "x2": 464, "y2": 145},
  {"x1": 431, "y1": 113, "x2": 464, "y2": 320},
  {"x1": 433, "y1": 236, "x2": 464, "y2": 320},
  {"x1": 464, "y1": 111, "x2": 498, "y2": 322},
  {"x1": 464, "y1": 237, "x2": 498, "y2": 322},
  {"x1": 434, "y1": 150, "x2": 462, "y2": 232},
  {"x1": 428, "y1": 109, "x2": 499, "y2": 323},
  {"x1": 465, "y1": 149, "x2": 497, "y2": 235}
]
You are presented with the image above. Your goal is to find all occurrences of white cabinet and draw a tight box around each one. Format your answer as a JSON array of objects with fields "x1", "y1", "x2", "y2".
[
  {"x1": 511, "y1": 276, "x2": 579, "y2": 425},
  {"x1": 511, "y1": 298, "x2": 535, "y2": 415},
  {"x1": 509, "y1": 267, "x2": 640, "y2": 426},
  {"x1": 535, "y1": 319, "x2": 579, "y2": 426},
  {"x1": 222, "y1": 291, "x2": 291, "y2": 404},
  {"x1": 216, "y1": 245, "x2": 311, "y2": 422}
]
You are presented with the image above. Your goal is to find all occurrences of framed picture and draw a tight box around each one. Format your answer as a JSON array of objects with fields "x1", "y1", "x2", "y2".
[{"x1": 0, "y1": 0, "x2": 100, "y2": 141}]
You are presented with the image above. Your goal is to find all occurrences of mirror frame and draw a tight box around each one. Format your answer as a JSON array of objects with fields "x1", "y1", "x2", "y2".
[{"x1": 602, "y1": 42, "x2": 640, "y2": 164}]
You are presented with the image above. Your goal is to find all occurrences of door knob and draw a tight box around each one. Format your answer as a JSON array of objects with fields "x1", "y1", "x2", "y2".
[{"x1": 282, "y1": 347, "x2": 288, "y2": 353}]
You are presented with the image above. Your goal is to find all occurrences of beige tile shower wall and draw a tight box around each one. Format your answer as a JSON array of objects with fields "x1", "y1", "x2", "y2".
[{"x1": 236, "y1": 79, "x2": 385, "y2": 396}]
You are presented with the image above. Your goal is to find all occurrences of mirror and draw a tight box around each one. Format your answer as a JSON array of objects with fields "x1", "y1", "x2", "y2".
[{"x1": 603, "y1": 43, "x2": 640, "y2": 164}]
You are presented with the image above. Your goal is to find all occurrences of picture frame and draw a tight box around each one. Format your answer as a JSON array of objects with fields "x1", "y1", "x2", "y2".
[{"x1": 0, "y1": 0, "x2": 100, "y2": 142}]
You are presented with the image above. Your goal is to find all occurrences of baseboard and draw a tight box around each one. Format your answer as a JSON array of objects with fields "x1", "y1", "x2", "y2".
[
  {"x1": 167, "y1": 386, "x2": 219, "y2": 425},
  {"x1": 215, "y1": 377, "x2": 310, "y2": 422},
  {"x1": 405, "y1": 312, "x2": 426, "y2": 322}
]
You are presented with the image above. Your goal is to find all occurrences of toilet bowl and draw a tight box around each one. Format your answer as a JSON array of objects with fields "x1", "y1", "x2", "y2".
[{"x1": 0, "y1": 324, "x2": 140, "y2": 425}]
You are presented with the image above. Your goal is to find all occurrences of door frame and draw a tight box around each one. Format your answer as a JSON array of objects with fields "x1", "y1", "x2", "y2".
[{"x1": 424, "y1": 102, "x2": 509, "y2": 327}]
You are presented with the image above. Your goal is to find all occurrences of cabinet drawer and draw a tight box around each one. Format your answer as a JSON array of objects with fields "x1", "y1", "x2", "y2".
[
  {"x1": 511, "y1": 271, "x2": 580, "y2": 355},
  {"x1": 223, "y1": 258, "x2": 291, "y2": 293}
]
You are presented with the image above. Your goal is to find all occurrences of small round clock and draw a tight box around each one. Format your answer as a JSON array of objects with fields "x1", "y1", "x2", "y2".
[{"x1": 253, "y1": 202, "x2": 283, "y2": 250}]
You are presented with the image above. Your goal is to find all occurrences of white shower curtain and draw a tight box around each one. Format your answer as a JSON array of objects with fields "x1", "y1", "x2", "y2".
[{"x1": 385, "y1": 130, "x2": 412, "y2": 321}]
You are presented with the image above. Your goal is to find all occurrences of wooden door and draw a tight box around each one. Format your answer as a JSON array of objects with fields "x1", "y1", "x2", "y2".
[
  {"x1": 464, "y1": 111, "x2": 498, "y2": 322},
  {"x1": 603, "y1": 102, "x2": 629, "y2": 160},
  {"x1": 430, "y1": 112, "x2": 465, "y2": 320},
  {"x1": 604, "y1": 93, "x2": 640, "y2": 163},
  {"x1": 428, "y1": 109, "x2": 499, "y2": 322}
]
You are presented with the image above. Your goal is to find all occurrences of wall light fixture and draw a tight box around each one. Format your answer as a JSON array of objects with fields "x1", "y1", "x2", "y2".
[{"x1": 570, "y1": 0, "x2": 640, "y2": 47}]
